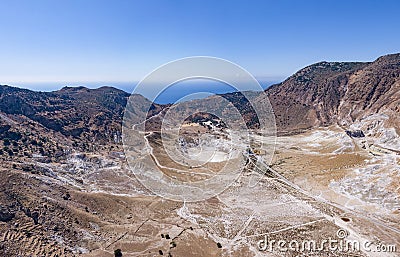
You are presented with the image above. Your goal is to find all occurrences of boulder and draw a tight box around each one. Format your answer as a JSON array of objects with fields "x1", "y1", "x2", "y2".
[{"x1": 0, "y1": 206, "x2": 15, "y2": 222}]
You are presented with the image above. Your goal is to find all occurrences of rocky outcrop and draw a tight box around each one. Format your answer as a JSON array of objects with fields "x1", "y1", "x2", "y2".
[
  {"x1": 0, "y1": 206, "x2": 15, "y2": 222},
  {"x1": 263, "y1": 53, "x2": 400, "y2": 135},
  {"x1": 345, "y1": 130, "x2": 365, "y2": 138}
]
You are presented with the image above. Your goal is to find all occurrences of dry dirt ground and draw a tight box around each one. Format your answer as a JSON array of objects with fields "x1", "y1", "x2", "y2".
[{"x1": 1, "y1": 126, "x2": 399, "y2": 256}]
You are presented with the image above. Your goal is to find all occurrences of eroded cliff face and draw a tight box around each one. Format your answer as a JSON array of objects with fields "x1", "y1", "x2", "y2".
[
  {"x1": 338, "y1": 54, "x2": 400, "y2": 132},
  {"x1": 265, "y1": 61, "x2": 368, "y2": 131},
  {"x1": 263, "y1": 54, "x2": 400, "y2": 145}
]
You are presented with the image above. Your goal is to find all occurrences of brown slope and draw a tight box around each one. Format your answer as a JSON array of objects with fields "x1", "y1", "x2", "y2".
[
  {"x1": 263, "y1": 53, "x2": 400, "y2": 134},
  {"x1": 0, "y1": 85, "x2": 147, "y2": 144},
  {"x1": 264, "y1": 61, "x2": 369, "y2": 133},
  {"x1": 338, "y1": 53, "x2": 400, "y2": 128}
]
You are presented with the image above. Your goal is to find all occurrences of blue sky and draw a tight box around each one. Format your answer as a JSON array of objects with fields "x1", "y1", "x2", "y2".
[{"x1": 1, "y1": 0, "x2": 399, "y2": 90}]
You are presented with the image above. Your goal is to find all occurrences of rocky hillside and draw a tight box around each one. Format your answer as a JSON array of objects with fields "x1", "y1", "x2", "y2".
[
  {"x1": 0, "y1": 53, "x2": 399, "y2": 144},
  {"x1": 264, "y1": 61, "x2": 368, "y2": 132},
  {"x1": 338, "y1": 54, "x2": 400, "y2": 131},
  {"x1": 264, "y1": 53, "x2": 400, "y2": 135},
  {"x1": 0, "y1": 86, "x2": 131, "y2": 144}
]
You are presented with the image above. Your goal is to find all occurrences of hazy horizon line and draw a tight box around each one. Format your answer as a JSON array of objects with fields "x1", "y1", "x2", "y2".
[{"x1": 1, "y1": 76, "x2": 284, "y2": 91}]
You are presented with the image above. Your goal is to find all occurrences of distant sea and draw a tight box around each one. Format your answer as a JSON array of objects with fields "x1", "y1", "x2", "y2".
[{"x1": 5, "y1": 79, "x2": 280, "y2": 104}]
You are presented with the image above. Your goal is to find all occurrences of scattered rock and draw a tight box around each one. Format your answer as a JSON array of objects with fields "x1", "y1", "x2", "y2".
[
  {"x1": 31, "y1": 211, "x2": 39, "y2": 225},
  {"x1": 63, "y1": 192, "x2": 71, "y2": 200},
  {"x1": 346, "y1": 130, "x2": 365, "y2": 138},
  {"x1": 0, "y1": 206, "x2": 15, "y2": 222}
]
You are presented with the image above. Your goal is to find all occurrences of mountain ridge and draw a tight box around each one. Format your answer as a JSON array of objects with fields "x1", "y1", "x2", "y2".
[
  {"x1": 264, "y1": 53, "x2": 400, "y2": 134},
  {"x1": 0, "y1": 53, "x2": 399, "y2": 144}
]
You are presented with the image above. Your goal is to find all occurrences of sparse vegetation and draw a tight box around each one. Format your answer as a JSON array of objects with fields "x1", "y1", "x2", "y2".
[
  {"x1": 114, "y1": 249, "x2": 122, "y2": 257},
  {"x1": 3, "y1": 138, "x2": 10, "y2": 146}
]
